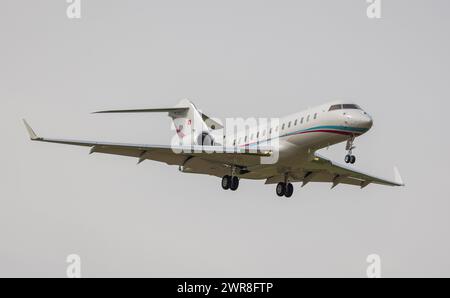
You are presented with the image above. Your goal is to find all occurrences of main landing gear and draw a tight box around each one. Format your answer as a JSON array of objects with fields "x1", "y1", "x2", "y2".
[
  {"x1": 276, "y1": 182, "x2": 294, "y2": 198},
  {"x1": 222, "y1": 175, "x2": 239, "y2": 191},
  {"x1": 345, "y1": 154, "x2": 356, "y2": 164},
  {"x1": 345, "y1": 136, "x2": 356, "y2": 164}
]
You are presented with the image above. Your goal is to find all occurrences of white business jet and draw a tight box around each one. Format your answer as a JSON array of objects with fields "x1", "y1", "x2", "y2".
[{"x1": 23, "y1": 99, "x2": 404, "y2": 198}]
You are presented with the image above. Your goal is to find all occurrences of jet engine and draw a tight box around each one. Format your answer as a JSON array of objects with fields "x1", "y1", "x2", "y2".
[{"x1": 196, "y1": 132, "x2": 215, "y2": 146}]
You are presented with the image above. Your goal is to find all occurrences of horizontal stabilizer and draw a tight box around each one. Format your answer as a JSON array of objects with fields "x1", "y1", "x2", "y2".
[
  {"x1": 93, "y1": 107, "x2": 189, "y2": 115},
  {"x1": 93, "y1": 106, "x2": 223, "y2": 130}
]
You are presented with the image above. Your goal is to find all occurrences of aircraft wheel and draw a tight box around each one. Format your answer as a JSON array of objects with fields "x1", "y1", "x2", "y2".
[
  {"x1": 276, "y1": 182, "x2": 286, "y2": 197},
  {"x1": 350, "y1": 155, "x2": 356, "y2": 164},
  {"x1": 285, "y1": 183, "x2": 294, "y2": 198},
  {"x1": 230, "y1": 176, "x2": 240, "y2": 191},
  {"x1": 345, "y1": 155, "x2": 351, "y2": 163},
  {"x1": 222, "y1": 175, "x2": 231, "y2": 190}
]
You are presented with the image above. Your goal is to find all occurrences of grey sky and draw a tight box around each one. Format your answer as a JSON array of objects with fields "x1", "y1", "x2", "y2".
[{"x1": 1, "y1": 0, "x2": 449, "y2": 277}]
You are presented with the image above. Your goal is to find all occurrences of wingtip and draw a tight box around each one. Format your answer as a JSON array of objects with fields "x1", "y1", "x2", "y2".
[
  {"x1": 22, "y1": 119, "x2": 40, "y2": 140},
  {"x1": 393, "y1": 166, "x2": 405, "y2": 186}
]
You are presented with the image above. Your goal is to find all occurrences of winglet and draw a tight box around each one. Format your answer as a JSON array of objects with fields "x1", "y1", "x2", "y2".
[
  {"x1": 22, "y1": 119, "x2": 40, "y2": 140},
  {"x1": 393, "y1": 166, "x2": 405, "y2": 186}
]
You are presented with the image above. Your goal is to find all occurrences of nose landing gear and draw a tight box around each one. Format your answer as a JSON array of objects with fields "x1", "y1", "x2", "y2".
[{"x1": 345, "y1": 136, "x2": 356, "y2": 164}]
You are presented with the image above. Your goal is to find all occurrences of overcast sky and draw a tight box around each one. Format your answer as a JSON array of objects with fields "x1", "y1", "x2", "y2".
[{"x1": 1, "y1": 0, "x2": 449, "y2": 277}]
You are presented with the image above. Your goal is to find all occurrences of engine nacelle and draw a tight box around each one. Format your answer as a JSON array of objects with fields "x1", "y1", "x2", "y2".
[{"x1": 196, "y1": 132, "x2": 215, "y2": 146}]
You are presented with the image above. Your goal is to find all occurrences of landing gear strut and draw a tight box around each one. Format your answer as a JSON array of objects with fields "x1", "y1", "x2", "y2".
[{"x1": 345, "y1": 136, "x2": 356, "y2": 164}]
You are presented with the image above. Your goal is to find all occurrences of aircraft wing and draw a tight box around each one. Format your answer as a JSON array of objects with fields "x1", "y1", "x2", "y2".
[
  {"x1": 266, "y1": 152, "x2": 404, "y2": 188},
  {"x1": 23, "y1": 120, "x2": 270, "y2": 170}
]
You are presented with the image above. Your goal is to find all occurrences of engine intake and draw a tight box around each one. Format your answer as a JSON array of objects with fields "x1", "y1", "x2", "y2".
[{"x1": 197, "y1": 132, "x2": 215, "y2": 146}]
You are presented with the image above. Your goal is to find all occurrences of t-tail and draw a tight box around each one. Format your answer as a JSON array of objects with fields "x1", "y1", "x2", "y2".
[{"x1": 93, "y1": 99, "x2": 222, "y2": 146}]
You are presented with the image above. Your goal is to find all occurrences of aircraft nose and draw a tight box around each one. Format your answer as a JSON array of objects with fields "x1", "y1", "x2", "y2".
[{"x1": 361, "y1": 114, "x2": 373, "y2": 129}]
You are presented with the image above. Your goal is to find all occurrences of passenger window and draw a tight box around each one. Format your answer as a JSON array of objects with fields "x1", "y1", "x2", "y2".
[
  {"x1": 294, "y1": 119, "x2": 298, "y2": 126},
  {"x1": 314, "y1": 113, "x2": 317, "y2": 120},
  {"x1": 282, "y1": 124, "x2": 285, "y2": 130},
  {"x1": 307, "y1": 115, "x2": 310, "y2": 122},
  {"x1": 245, "y1": 136, "x2": 248, "y2": 142},
  {"x1": 257, "y1": 132, "x2": 260, "y2": 138},
  {"x1": 269, "y1": 128, "x2": 272, "y2": 135},
  {"x1": 301, "y1": 117, "x2": 304, "y2": 124},
  {"x1": 288, "y1": 121, "x2": 291, "y2": 128},
  {"x1": 233, "y1": 139, "x2": 236, "y2": 146}
]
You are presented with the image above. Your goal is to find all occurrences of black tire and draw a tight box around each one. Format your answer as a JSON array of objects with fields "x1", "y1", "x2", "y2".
[
  {"x1": 221, "y1": 175, "x2": 231, "y2": 190},
  {"x1": 230, "y1": 176, "x2": 239, "y2": 191},
  {"x1": 350, "y1": 155, "x2": 356, "y2": 164},
  {"x1": 276, "y1": 182, "x2": 286, "y2": 197},
  {"x1": 345, "y1": 155, "x2": 351, "y2": 163},
  {"x1": 285, "y1": 183, "x2": 294, "y2": 198}
]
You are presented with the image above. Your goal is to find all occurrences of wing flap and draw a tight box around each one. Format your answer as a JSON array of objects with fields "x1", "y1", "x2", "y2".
[
  {"x1": 309, "y1": 153, "x2": 404, "y2": 187},
  {"x1": 264, "y1": 153, "x2": 404, "y2": 188}
]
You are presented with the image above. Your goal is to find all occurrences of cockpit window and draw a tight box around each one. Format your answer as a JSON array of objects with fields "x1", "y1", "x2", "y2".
[
  {"x1": 329, "y1": 104, "x2": 361, "y2": 111},
  {"x1": 329, "y1": 104, "x2": 342, "y2": 111},
  {"x1": 342, "y1": 104, "x2": 361, "y2": 110}
]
